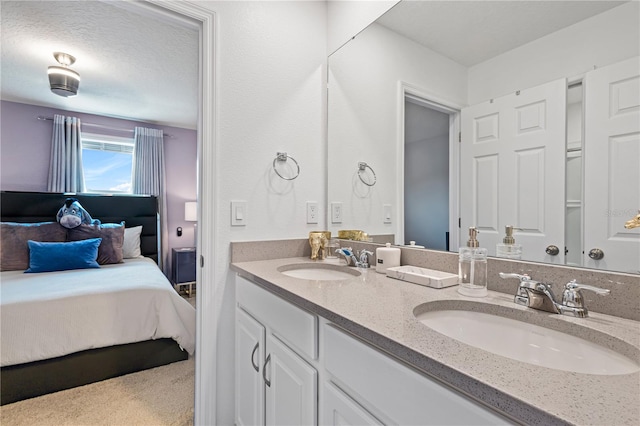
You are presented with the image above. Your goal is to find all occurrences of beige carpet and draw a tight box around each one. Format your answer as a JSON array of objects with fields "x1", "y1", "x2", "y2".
[{"x1": 0, "y1": 358, "x2": 195, "y2": 426}]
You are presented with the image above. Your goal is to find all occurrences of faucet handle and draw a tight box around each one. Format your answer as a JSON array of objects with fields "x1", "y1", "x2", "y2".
[
  {"x1": 499, "y1": 272, "x2": 531, "y2": 281},
  {"x1": 564, "y1": 280, "x2": 611, "y2": 296},
  {"x1": 561, "y1": 280, "x2": 610, "y2": 312}
]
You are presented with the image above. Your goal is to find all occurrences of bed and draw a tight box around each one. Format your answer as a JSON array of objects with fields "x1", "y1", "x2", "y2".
[{"x1": 0, "y1": 191, "x2": 196, "y2": 405}]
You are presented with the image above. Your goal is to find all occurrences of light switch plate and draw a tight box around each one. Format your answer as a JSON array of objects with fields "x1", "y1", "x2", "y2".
[
  {"x1": 231, "y1": 201, "x2": 247, "y2": 226},
  {"x1": 383, "y1": 204, "x2": 392, "y2": 223},
  {"x1": 331, "y1": 202, "x2": 343, "y2": 224}
]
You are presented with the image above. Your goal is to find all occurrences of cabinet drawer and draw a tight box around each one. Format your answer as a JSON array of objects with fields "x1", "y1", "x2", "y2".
[
  {"x1": 237, "y1": 276, "x2": 317, "y2": 360},
  {"x1": 324, "y1": 324, "x2": 510, "y2": 425}
]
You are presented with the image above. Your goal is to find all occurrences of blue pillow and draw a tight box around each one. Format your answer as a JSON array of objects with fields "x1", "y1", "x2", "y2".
[{"x1": 25, "y1": 238, "x2": 102, "y2": 273}]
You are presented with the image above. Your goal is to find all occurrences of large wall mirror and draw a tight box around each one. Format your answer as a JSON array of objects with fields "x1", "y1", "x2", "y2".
[{"x1": 327, "y1": 0, "x2": 640, "y2": 274}]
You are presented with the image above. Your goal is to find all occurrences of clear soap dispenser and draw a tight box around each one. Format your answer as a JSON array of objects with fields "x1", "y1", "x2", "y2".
[
  {"x1": 496, "y1": 225, "x2": 522, "y2": 259},
  {"x1": 458, "y1": 227, "x2": 488, "y2": 297}
]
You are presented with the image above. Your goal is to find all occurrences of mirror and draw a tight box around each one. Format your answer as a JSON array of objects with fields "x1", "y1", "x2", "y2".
[{"x1": 328, "y1": 0, "x2": 640, "y2": 274}]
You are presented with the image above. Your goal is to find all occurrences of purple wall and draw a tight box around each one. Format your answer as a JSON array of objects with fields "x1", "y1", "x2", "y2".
[{"x1": 0, "y1": 100, "x2": 198, "y2": 276}]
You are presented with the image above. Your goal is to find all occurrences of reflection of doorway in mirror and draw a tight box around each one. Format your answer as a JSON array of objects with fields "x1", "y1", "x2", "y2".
[
  {"x1": 565, "y1": 83, "x2": 584, "y2": 267},
  {"x1": 404, "y1": 99, "x2": 450, "y2": 250}
]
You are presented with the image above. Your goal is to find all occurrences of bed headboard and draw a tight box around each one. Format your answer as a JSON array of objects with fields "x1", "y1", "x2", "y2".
[{"x1": 1, "y1": 191, "x2": 159, "y2": 263}]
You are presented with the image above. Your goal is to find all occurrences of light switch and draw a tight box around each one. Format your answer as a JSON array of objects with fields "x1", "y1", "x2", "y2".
[
  {"x1": 383, "y1": 204, "x2": 392, "y2": 224},
  {"x1": 231, "y1": 201, "x2": 247, "y2": 226}
]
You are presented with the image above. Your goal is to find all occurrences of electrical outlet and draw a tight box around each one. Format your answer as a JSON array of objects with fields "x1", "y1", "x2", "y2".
[
  {"x1": 306, "y1": 201, "x2": 318, "y2": 224},
  {"x1": 331, "y1": 202, "x2": 343, "y2": 224}
]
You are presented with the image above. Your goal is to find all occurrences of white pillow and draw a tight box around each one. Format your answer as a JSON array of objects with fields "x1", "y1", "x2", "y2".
[{"x1": 123, "y1": 226, "x2": 143, "y2": 258}]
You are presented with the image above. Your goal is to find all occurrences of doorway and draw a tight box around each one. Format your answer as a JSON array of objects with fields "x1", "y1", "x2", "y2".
[
  {"x1": 399, "y1": 88, "x2": 461, "y2": 252},
  {"x1": 404, "y1": 99, "x2": 450, "y2": 249}
]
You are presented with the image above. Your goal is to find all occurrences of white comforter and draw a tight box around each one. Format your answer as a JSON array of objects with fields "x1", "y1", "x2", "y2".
[{"x1": 0, "y1": 257, "x2": 195, "y2": 367}]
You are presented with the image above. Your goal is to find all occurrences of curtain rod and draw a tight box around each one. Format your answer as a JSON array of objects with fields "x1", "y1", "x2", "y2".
[{"x1": 37, "y1": 116, "x2": 173, "y2": 138}]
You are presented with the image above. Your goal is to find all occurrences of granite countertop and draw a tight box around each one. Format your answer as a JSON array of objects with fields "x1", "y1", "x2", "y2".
[{"x1": 231, "y1": 257, "x2": 640, "y2": 426}]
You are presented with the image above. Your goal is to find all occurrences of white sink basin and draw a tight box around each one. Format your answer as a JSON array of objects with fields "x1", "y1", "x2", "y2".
[
  {"x1": 415, "y1": 308, "x2": 639, "y2": 375},
  {"x1": 278, "y1": 263, "x2": 361, "y2": 281}
]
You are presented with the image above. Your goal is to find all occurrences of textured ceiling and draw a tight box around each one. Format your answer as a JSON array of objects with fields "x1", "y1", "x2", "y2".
[
  {"x1": 1, "y1": 0, "x2": 199, "y2": 129},
  {"x1": 377, "y1": 0, "x2": 627, "y2": 67}
]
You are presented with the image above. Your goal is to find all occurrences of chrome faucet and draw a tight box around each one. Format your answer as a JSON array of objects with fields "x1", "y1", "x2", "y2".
[
  {"x1": 499, "y1": 273, "x2": 610, "y2": 318},
  {"x1": 335, "y1": 248, "x2": 373, "y2": 268},
  {"x1": 356, "y1": 250, "x2": 373, "y2": 268},
  {"x1": 335, "y1": 248, "x2": 357, "y2": 266}
]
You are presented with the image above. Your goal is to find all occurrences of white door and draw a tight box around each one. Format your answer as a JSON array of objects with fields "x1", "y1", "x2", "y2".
[
  {"x1": 461, "y1": 78, "x2": 567, "y2": 263},
  {"x1": 321, "y1": 382, "x2": 383, "y2": 426},
  {"x1": 236, "y1": 308, "x2": 266, "y2": 426},
  {"x1": 265, "y1": 334, "x2": 317, "y2": 426},
  {"x1": 583, "y1": 56, "x2": 640, "y2": 273}
]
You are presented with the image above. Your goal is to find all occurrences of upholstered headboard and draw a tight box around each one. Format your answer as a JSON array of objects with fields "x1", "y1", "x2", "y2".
[{"x1": 0, "y1": 191, "x2": 159, "y2": 263}]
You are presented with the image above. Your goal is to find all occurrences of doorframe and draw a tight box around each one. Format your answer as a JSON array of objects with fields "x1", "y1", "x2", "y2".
[
  {"x1": 397, "y1": 82, "x2": 462, "y2": 251},
  {"x1": 142, "y1": 1, "x2": 216, "y2": 424}
]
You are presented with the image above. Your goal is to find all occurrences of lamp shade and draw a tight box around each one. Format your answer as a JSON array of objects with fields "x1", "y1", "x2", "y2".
[
  {"x1": 48, "y1": 66, "x2": 80, "y2": 97},
  {"x1": 184, "y1": 202, "x2": 197, "y2": 222}
]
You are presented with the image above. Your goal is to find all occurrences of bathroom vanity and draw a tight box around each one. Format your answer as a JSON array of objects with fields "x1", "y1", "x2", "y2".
[{"x1": 231, "y1": 256, "x2": 640, "y2": 425}]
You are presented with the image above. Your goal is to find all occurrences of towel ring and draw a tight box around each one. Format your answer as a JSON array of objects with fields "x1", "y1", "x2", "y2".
[
  {"x1": 357, "y1": 162, "x2": 376, "y2": 186},
  {"x1": 273, "y1": 152, "x2": 300, "y2": 180}
]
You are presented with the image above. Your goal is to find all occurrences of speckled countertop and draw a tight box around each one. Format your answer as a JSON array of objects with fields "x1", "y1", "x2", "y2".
[{"x1": 231, "y1": 257, "x2": 640, "y2": 426}]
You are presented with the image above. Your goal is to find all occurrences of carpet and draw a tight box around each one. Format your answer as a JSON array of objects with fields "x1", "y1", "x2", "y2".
[{"x1": 0, "y1": 357, "x2": 194, "y2": 426}]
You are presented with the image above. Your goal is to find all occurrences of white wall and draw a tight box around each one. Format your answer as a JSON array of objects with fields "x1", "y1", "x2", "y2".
[
  {"x1": 327, "y1": 0, "x2": 399, "y2": 54},
  {"x1": 195, "y1": 2, "x2": 327, "y2": 424},
  {"x1": 327, "y1": 22, "x2": 466, "y2": 239},
  {"x1": 468, "y1": 2, "x2": 640, "y2": 104}
]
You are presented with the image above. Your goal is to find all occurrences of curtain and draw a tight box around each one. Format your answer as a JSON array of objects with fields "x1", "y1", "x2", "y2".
[
  {"x1": 132, "y1": 127, "x2": 169, "y2": 275},
  {"x1": 47, "y1": 114, "x2": 85, "y2": 192}
]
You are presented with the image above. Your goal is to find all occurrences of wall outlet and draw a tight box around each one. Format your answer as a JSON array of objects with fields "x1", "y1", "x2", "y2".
[
  {"x1": 331, "y1": 202, "x2": 343, "y2": 224},
  {"x1": 306, "y1": 201, "x2": 318, "y2": 224},
  {"x1": 231, "y1": 201, "x2": 247, "y2": 226},
  {"x1": 383, "y1": 204, "x2": 392, "y2": 224}
]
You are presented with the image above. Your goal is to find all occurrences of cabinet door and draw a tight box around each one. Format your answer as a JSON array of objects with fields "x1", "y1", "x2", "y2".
[
  {"x1": 583, "y1": 56, "x2": 640, "y2": 273},
  {"x1": 236, "y1": 308, "x2": 266, "y2": 426},
  {"x1": 321, "y1": 382, "x2": 383, "y2": 426},
  {"x1": 265, "y1": 334, "x2": 317, "y2": 426}
]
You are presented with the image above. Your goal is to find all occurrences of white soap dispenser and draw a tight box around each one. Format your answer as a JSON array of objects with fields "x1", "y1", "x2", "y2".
[
  {"x1": 376, "y1": 243, "x2": 401, "y2": 274},
  {"x1": 496, "y1": 225, "x2": 522, "y2": 259}
]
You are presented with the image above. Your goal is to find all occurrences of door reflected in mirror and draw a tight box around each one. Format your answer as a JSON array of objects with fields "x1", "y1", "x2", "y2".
[{"x1": 327, "y1": 0, "x2": 640, "y2": 274}]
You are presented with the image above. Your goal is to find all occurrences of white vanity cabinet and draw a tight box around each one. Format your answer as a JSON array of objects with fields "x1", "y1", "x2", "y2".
[
  {"x1": 322, "y1": 323, "x2": 511, "y2": 426},
  {"x1": 235, "y1": 276, "x2": 318, "y2": 426},
  {"x1": 236, "y1": 275, "x2": 509, "y2": 426}
]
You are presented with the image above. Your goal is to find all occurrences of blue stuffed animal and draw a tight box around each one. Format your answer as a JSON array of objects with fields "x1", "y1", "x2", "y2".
[{"x1": 56, "y1": 198, "x2": 101, "y2": 229}]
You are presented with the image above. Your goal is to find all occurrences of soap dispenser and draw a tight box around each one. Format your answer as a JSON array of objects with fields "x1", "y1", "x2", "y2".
[
  {"x1": 458, "y1": 227, "x2": 488, "y2": 297},
  {"x1": 496, "y1": 225, "x2": 522, "y2": 259}
]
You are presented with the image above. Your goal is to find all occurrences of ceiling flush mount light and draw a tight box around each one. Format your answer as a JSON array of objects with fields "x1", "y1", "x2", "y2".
[{"x1": 48, "y1": 52, "x2": 80, "y2": 97}]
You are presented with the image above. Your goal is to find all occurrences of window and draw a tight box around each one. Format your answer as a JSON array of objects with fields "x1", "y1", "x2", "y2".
[{"x1": 81, "y1": 133, "x2": 134, "y2": 193}]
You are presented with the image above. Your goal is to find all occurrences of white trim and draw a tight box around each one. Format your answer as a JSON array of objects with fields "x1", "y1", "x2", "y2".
[
  {"x1": 82, "y1": 132, "x2": 134, "y2": 146},
  {"x1": 398, "y1": 81, "x2": 462, "y2": 251},
  {"x1": 143, "y1": 1, "x2": 217, "y2": 424}
]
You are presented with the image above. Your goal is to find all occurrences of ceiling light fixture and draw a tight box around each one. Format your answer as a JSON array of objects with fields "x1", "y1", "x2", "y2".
[{"x1": 48, "y1": 52, "x2": 80, "y2": 97}]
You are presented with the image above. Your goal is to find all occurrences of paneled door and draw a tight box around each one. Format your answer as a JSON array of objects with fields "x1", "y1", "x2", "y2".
[
  {"x1": 583, "y1": 56, "x2": 640, "y2": 273},
  {"x1": 265, "y1": 334, "x2": 317, "y2": 426},
  {"x1": 236, "y1": 308, "x2": 265, "y2": 426},
  {"x1": 461, "y1": 78, "x2": 567, "y2": 263}
]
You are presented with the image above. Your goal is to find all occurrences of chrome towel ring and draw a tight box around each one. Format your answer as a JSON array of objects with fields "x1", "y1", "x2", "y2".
[
  {"x1": 273, "y1": 152, "x2": 300, "y2": 180},
  {"x1": 358, "y1": 162, "x2": 376, "y2": 186}
]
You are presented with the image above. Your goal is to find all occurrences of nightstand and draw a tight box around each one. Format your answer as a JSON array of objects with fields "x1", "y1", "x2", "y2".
[{"x1": 172, "y1": 247, "x2": 196, "y2": 295}]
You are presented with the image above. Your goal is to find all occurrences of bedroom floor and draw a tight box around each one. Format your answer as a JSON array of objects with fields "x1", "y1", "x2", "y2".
[{"x1": 0, "y1": 357, "x2": 195, "y2": 425}]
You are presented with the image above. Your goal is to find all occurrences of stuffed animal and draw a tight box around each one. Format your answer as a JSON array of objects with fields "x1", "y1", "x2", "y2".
[{"x1": 56, "y1": 198, "x2": 101, "y2": 229}]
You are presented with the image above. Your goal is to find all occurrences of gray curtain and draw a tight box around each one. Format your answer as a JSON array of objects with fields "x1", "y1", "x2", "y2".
[
  {"x1": 47, "y1": 114, "x2": 85, "y2": 192},
  {"x1": 132, "y1": 127, "x2": 169, "y2": 275}
]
